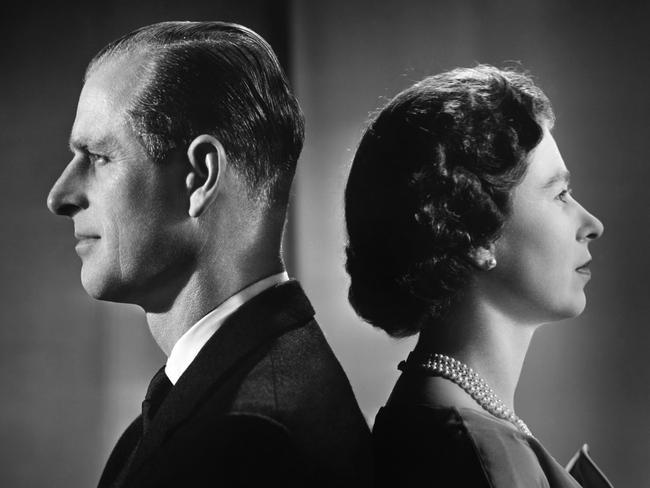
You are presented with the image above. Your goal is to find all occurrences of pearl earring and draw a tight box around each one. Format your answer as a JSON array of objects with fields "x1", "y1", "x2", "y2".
[{"x1": 485, "y1": 257, "x2": 497, "y2": 270}]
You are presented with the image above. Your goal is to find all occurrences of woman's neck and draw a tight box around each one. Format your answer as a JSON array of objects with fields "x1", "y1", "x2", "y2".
[{"x1": 408, "y1": 297, "x2": 539, "y2": 411}]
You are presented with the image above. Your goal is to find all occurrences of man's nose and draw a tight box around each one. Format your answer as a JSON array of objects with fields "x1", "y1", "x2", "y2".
[{"x1": 47, "y1": 160, "x2": 88, "y2": 217}]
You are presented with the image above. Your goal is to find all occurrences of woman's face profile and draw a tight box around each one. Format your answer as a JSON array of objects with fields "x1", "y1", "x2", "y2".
[{"x1": 487, "y1": 126, "x2": 604, "y2": 325}]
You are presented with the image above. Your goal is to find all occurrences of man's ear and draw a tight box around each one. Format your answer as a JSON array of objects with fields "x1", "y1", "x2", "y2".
[{"x1": 186, "y1": 134, "x2": 228, "y2": 218}]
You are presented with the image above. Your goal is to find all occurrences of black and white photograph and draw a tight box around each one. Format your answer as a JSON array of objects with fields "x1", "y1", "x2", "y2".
[{"x1": 1, "y1": 1, "x2": 648, "y2": 486}]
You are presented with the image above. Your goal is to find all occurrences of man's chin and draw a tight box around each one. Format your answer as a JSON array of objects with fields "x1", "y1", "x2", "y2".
[{"x1": 80, "y1": 272, "x2": 132, "y2": 304}]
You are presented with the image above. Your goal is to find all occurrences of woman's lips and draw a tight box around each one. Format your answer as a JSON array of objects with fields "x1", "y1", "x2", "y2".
[{"x1": 575, "y1": 261, "x2": 592, "y2": 276}]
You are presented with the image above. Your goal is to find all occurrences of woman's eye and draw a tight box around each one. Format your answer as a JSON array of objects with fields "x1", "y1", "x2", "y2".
[{"x1": 556, "y1": 187, "x2": 573, "y2": 203}]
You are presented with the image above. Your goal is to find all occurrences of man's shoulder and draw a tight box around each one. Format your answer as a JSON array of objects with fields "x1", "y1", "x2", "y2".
[
  {"x1": 221, "y1": 280, "x2": 356, "y2": 414},
  {"x1": 234, "y1": 317, "x2": 352, "y2": 403},
  {"x1": 181, "y1": 314, "x2": 372, "y2": 487},
  {"x1": 126, "y1": 289, "x2": 372, "y2": 487}
]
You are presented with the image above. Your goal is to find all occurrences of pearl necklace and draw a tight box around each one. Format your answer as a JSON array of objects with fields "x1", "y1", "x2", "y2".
[{"x1": 401, "y1": 353, "x2": 533, "y2": 437}]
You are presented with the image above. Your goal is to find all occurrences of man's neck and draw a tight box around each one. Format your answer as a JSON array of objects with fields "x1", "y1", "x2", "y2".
[{"x1": 144, "y1": 258, "x2": 284, "y2": 356}]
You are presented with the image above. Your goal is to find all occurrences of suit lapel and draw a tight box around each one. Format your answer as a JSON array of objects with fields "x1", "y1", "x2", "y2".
[
  {"x1": 124, "y1": 280, "x2": 315, "y2": 482},
  {"x1": 98, "y1": 416, "x2": 143, "y2": 488}
]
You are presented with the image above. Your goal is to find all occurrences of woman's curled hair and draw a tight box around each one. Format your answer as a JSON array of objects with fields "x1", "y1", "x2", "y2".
[{"x1": 345, "y1": 65, "x2": 554, "y2": 337}]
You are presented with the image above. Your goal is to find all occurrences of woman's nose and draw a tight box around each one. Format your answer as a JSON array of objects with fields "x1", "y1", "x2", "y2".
[{"x1": 578, "y1": 204, "x2": 604, "y2": 242}]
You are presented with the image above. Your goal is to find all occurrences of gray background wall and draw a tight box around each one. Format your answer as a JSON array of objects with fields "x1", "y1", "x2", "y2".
[{"x1": 1, "y1": 1, "x2": 648, "y2": 486}]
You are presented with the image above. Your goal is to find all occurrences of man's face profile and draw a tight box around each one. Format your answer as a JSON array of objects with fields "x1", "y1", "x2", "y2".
[{"x1": 47, "y1": 55, "x2": 193, "y2": 307}]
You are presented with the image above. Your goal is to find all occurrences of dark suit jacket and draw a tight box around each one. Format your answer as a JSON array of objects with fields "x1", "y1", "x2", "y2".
[{"x1": 98, "y1": 280, "x2": 372, "y2": 488}]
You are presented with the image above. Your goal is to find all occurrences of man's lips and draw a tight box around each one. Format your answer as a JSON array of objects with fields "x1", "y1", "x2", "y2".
[
  {"x1": 74, "y1": 233, "x2": 100, "y2": 240},
  {"x1": 74, "y1": 234, "x2": 100, "y2": 252}
]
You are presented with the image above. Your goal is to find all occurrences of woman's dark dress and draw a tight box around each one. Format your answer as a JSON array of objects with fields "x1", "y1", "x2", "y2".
[{"x1": 373, "y1": 404, "x2": 613, "y2": 487}]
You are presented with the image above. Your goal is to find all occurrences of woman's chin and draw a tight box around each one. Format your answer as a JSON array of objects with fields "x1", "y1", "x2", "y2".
[{"x1": 549, "y1": 292, "x2": 587, "y2": 321}]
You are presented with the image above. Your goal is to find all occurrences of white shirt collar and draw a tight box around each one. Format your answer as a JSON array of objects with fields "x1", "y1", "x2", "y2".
[{"x1": 165, "y1": 272, "x2": 290, "y2": 385}]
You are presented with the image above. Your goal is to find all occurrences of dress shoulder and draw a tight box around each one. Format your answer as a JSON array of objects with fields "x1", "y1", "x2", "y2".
[{"x1": 373, "y1": 404, "x2": 581, "y2": 488}]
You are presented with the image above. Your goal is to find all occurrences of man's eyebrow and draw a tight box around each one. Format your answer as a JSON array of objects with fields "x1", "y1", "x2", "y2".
[
  {"x1": 541, "y1": 170, "x2": 571, "y2": 189},
  {"x1": 69, "y1": 135, "x2": 120, "y2": 152},
  {"x1": 69, "y1": 138, "x2": 85, "y2": 152}
]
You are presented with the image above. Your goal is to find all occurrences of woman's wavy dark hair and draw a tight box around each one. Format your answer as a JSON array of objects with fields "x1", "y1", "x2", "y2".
[{"x1": 345, "y1": 65, "x2": 554, "y2": 337}]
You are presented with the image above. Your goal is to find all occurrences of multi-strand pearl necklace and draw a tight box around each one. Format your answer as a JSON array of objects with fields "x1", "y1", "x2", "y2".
[{"x1": 401, "y1": 353, "x2": 533, "y2": 437}]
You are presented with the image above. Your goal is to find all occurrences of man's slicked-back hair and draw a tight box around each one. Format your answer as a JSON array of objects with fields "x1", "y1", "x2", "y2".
[{"x1": 86, "y1": 21, "x2": 305, "y2": 208}]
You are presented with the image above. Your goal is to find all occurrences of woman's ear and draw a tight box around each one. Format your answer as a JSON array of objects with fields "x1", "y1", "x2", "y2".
[
  {"x1": 469, "y1": 243, "x2": 497, "y2": 271},
  {"x1": 186, "y1": 134, "x2": 228, "y2": 218}
]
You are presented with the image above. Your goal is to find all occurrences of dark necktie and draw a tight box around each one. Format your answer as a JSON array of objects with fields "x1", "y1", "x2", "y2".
[{"x1": 141, "y1": 366, "x2": 172, "y2": 435}]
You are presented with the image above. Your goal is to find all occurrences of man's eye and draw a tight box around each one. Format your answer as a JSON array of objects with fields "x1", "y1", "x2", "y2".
[
  {"x1": 88, "y1": 153, "x2": 108, "y2": 165},
  {"x1": 556, "y1": 187, "x2": 573, "y2": 203}
]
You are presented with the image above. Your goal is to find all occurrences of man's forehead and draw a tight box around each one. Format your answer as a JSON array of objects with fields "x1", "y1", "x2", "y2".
[
  {"x1": 88, "y1": 49, "x2": 148, "y2": 90},
  {"x1": 80, "y1": 52, "x2": 147, "y2": 116},
  {"x1": 70, "y1": 83, "x2": 126, "y2": 146},
  {"x1": 70, "y1": 54, "x2": 147, "y2": 147}
]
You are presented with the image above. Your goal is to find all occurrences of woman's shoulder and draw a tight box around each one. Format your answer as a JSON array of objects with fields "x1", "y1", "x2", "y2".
[
  {"x1": 373, "y1": 404, "x2": 581, "y2": 488},
  {"x1": 373, "y1": 402, "x2": 527, "y2": 443}
]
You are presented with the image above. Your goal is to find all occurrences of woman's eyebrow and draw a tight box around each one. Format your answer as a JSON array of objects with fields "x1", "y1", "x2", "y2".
[{"x1": 541, "y1": 170, "x2": 571, "y2": 189}]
